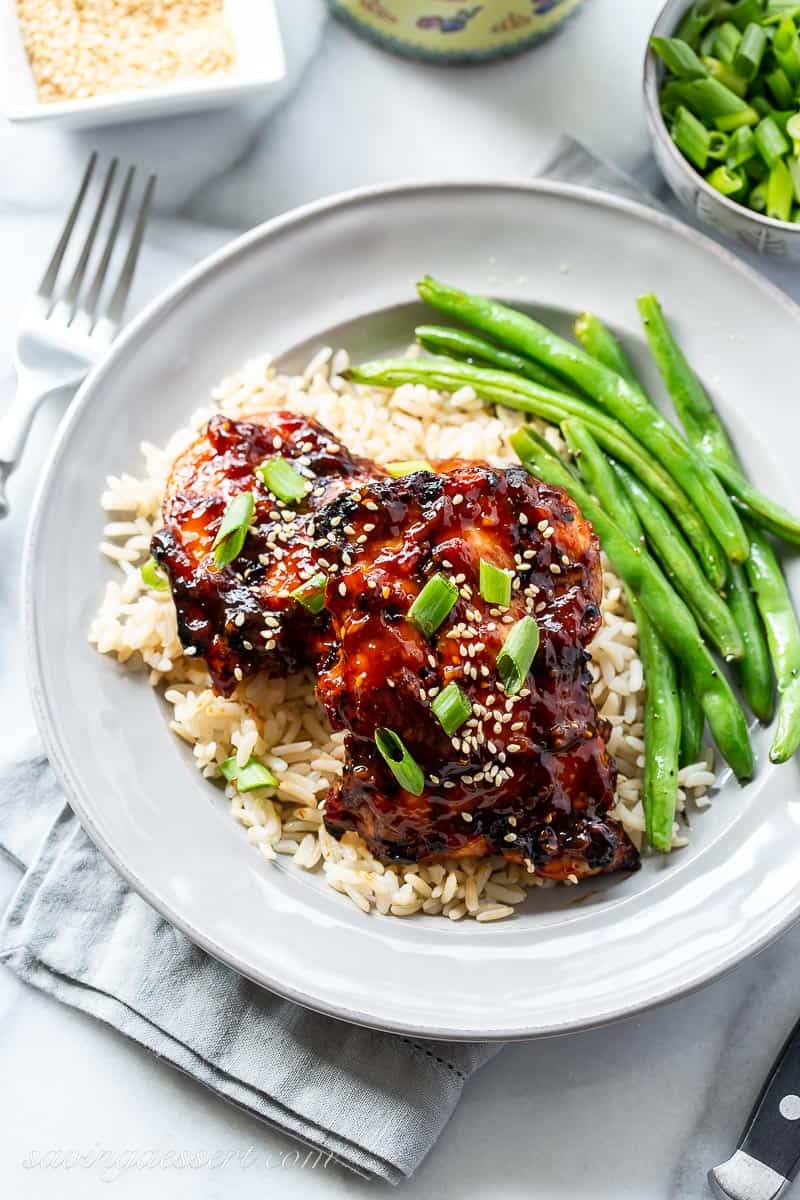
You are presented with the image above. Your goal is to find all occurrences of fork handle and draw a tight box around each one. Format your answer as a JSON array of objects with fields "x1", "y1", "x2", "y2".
[{"x1": 0, "y1": 380, "x2": 57, "y2": 519}]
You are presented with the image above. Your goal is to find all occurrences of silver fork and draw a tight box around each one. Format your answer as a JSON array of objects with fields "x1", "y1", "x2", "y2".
[{"x1": 0, "y1": 153, "x2": 156, "y2": 518}]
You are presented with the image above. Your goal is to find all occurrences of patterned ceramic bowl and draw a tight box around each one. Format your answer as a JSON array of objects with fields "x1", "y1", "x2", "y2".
[
  {"x1": 644, "y1": 0, "x2": 800, "y2": 258},
  {"x1": 326, "y1": 0, "x2": 586, "y2": 63}
]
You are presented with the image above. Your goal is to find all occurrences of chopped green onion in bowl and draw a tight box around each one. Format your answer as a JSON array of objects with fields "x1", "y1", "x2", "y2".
[
  {"x1": 650, "y1": 3, "x2": 800, "y2": 226},
  {"x1": 291, "y1": 572, "x2": 327, "y2": 614},
  {"x1": 497, "y1": 615, "x2": 540, "y2": 696},
  {"x1": 374, "y1": 728, "x2": 425, "y2": 795},
  {"x1": 212, "y1": 491, "x2": 255, "y2": 568},
  {"x1": 219, "y1": 755, "x2": 277, "y2": 792},
  {"x1": 407, "y1": 572, "x2": 458, "y2": 638},
  {"x1": 255, "y1": 455, "x2": 310, "y2": 504},
  {"x1": 141, "y1": 556, "x2": 169, "y2": 591},
  {"x1": 479, "y1": 559, "x2": 513, "y2": 608},
  {"x1": 431, "y1": 682, "x2": 471, "y2": 735}
]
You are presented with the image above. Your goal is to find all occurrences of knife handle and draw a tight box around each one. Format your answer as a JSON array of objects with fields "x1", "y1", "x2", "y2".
[{"x1": 739, "y1": 1015, "x2": 800, "y2": 1180}]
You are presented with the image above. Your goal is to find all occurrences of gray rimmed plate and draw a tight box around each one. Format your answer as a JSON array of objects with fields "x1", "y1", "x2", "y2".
[{"x1": 23, "y1": 181, "x2": 800, "y2": 1041}]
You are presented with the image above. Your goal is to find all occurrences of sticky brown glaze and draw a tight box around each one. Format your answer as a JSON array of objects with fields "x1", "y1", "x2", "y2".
[
  {"x1": 316, "y1": 464, "x2": 639, "y2": 880},
  {"x1": 152, "y1": 413, "x2": 639, "y2": 881},
  {"x1": 151, "y1": 411, "x2": 377, "y2": 693}
]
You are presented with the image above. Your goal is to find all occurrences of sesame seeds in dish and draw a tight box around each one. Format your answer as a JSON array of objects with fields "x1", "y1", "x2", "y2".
[{"x1": 89, "y1": 346, "x2": 717, "y2": 922}]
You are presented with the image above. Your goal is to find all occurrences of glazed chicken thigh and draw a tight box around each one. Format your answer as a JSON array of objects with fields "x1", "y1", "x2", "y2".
[
  {"x1": 153, "y1": 411, "x2": 639, "y2": 882},
  {"x1": 317, "y1": 463, "x2": 637, "y2": 878},
  {"x1": 151, "y1": 411, "x2": 377, "y2": 694}
]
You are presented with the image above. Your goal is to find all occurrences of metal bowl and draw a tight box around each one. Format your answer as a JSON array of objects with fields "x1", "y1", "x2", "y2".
[{"x1": 644, "y1": 0, "x2": 800, "y2": 258}]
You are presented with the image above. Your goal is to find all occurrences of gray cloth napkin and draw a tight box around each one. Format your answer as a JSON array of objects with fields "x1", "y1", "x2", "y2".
[
  {"x1": 0, "y1": 739, "x2": 499, "y2": 1183},
  {"x1": 0, "y1": 136, "x2": 681, "y2": 1186}
]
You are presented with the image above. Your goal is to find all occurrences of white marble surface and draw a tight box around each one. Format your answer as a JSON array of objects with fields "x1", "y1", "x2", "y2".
[{"x1": 3, "y1": 1, "x2": 800, "y2": 1196}]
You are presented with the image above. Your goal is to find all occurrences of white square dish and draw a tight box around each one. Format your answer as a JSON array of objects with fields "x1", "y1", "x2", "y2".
[{"x1": 1, "y1": 0, "x2": 286, "y2": 127}]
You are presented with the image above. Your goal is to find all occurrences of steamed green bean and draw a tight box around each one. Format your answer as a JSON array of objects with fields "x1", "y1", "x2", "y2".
[
  {"x1": 348, "y1": 353, "x2": 729, "y2": 587},
  {"x1": 509, "y1": 426, "x2": 754, "y2": 782},
  {"x1": 417, "y1": 276, "x2": 749, "y2": 564}
]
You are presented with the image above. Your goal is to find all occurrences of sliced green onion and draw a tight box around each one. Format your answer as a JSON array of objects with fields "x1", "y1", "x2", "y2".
[
  {"x1": 767, "y1": 158, "x2": 795, "y2": 218},
  {"x1": 497, "y1": 615, "x2": 540, "y2": 696},
  {"x1": 715, "y1": 105, "x2": 760, "y2": 131},
  {"x1": 727, "y1": 124, "x2": 757, "y2": 165},
  {"x1": 479, "y1": 558, "x2": 513, "y2": 608},
  {"x1": 677, "y1": 1, "x2": 725, "y2": 49},
  {"x1": 407, "y1": 573, "x2": 458, "y2": 637},
  {"x1": 700, "y1": 27, "x2": 717, "y2": 56},
  {"x1": 774, "y1": 15, "x2": 800, "y2": 82},
  {"x1": 673, "y1": 105, "x2": 711, "y2": 167},
  {"x1": 219, "y1": 755, "x2": 278, "y2": 792},
  {"x1": 786, "y1": 111, "x2": 800, "y2": 152},
  {"x1": 749, "y1": 180, "x2": 769, "y2": 210},
  {"x1": 374, "y1": 728, "x2": 425, "y2": 795},
  {"x1": 702, "y1": 56, "x2": 748, "y2": 94},
  {"x1": 650, "y1": 36, "x2": 708, "y2": 78},
  {"x1": 141, "y1": 556, "x2": 169, "y2": 591},
  {"x1": 291, "y1": 572, "x2": 327, "y2": 614},
  {"x1": 671, "y1": 76, "x2": 757, "y2": 127},
  {"x1": 431, "y1": 682, "x2": 472, "y2": 735},
  {"x1": 706, "y1": 164, "x2": 748, "y2": 195},
  {"x1": 788, "y1": 156, "x2": 800, "y2": 200},
  {"x1": 713, "y1": 20, "x2": 742, "y2": 64},
  {"x1": 755, "y1": 114, "x2": 790, "y2": 165},
  {"x1": 766, "y1": 65, "x2": 795, "y2": 107},
  {"x1": 734, "y1": 22, "x2": 768, "y2": 78},
  {"x1": 212, "y1": 491, "x2": 255, "y2": 568},
  {"x1": 255, "y1": 455, "x2": 310, "y2": 504},
  {"x1": 385, "y1": 459, "x2": 433, "y2": 477},
  {"x1": 707, "y1": 130, "x2": 730, "y2": 159}
]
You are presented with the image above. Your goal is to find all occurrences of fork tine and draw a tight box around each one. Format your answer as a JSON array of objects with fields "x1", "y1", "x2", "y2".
[
  {"x1": 82, "y1": 164, "x2": 134, "y2": 329},
  {"x1": 61, "y1": 157, "x2": 118, "y2": 321},
  {"x1": 102, "y1": 173, "x2": 156, "y2": 332},
  {"x1": 37, "y1": 151, "x2": 97, "y2": 300}
]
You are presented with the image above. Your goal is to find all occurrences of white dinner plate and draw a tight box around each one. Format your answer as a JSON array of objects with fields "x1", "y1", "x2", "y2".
[{"x1": 23, "y1": 181, "x2": 800, "y2": 1041}]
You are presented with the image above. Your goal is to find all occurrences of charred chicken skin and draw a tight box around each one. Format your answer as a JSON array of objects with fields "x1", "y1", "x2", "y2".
[{"x1": 154, "y1": 411, "x2": 639, "y2": 882}]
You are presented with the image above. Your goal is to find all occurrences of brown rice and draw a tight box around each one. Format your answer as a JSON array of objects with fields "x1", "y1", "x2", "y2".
[{"x1": 89, "y1": 347, "x2": 717, "y2": 921}]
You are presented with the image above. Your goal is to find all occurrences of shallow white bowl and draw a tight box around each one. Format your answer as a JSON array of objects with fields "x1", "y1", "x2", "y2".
[
  {"x1": 24, "y1": 181, "x2": 800, "y2": 1040},
  {"x1": 1, "y1": 0, "x2": 285, "y2": 127}
]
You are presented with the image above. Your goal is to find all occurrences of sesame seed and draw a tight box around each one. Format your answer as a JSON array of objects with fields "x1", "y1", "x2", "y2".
[
  {"x1": 519, "y1": 513, "x2": 528, "y2": 525},
  {"x1": 550, "y1": 563, "x2": 561, "y2": 574},
  {"x1": 461, "y1": 812, "x2": 473, "y2": 823},
  {"x1": 338, "y1": 582, "x2": 347, "y2": 596}
]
